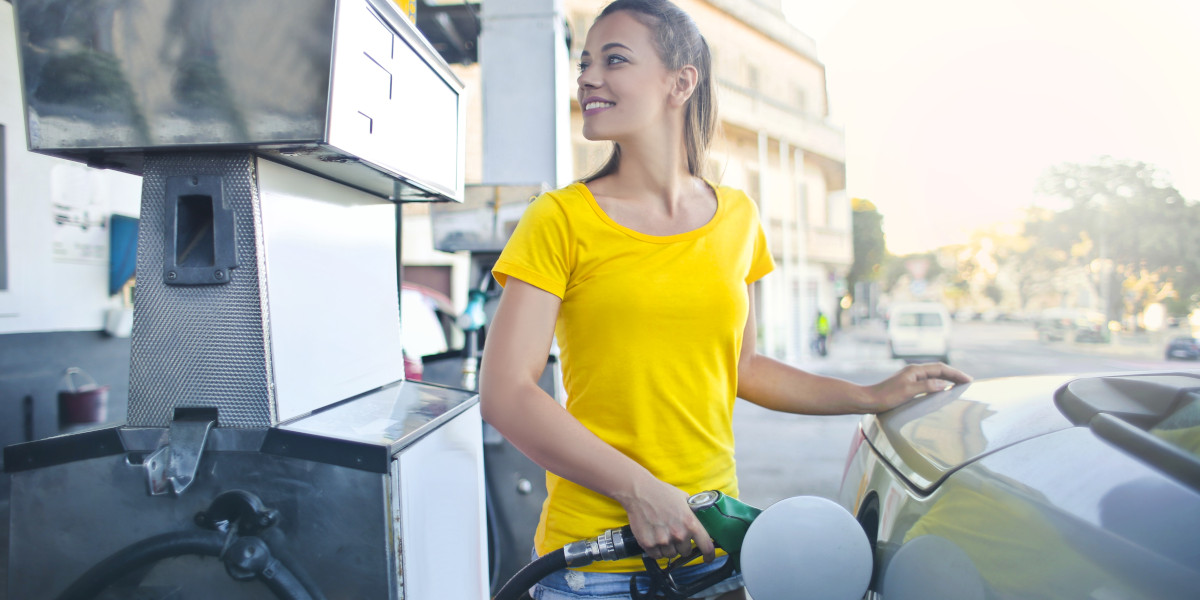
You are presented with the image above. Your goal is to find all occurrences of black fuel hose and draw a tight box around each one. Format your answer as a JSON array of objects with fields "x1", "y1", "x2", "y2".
[
  {"x1": 55, "y1": 530, "x2": 315, "y2": 600},
  {"x1": 492, "y1": 547, "x2": 567, "y2": 600},
  {"x1": 493, "y1": 525, "x2": 644, "y2": 600}
]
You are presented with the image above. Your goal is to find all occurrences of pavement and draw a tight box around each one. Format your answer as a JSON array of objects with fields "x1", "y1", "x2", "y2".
[{"x1": 809, "y1": 318, "x2": 1172, "y2": 364}]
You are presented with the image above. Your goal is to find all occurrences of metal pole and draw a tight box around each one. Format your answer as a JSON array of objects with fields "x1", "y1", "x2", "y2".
[
  {"x1": 480, "y1": 0, "x2": 571, "y2": 188},
  {"x1": 795, "y1": 148, "x2": 810, "y2": 362},
  {"x1": 758, "y1": 131, "x2": 775, "y2": 357},
  {"x1": 779, "y1": 140, "x2": 795, "y2": 362}
]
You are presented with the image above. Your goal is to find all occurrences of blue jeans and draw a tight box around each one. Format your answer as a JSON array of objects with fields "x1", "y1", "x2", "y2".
[{"x1": 529, "y1": 554, "x2": 744, "y2": 599}]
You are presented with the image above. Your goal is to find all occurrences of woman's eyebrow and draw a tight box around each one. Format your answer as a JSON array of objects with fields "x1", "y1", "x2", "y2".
[{"x1": 580, "y1": 42, "x2": 634, "y2": 58}]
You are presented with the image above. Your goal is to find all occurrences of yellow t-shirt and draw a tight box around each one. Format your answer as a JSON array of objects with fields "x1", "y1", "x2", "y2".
[{"x1": 492, "y1": 181, "x2": 774, "y2": 572}]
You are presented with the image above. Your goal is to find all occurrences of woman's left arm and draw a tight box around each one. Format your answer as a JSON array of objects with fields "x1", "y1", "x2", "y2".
[{"x1": 736, "y1": 285, "x2": 972, "y2": 415}]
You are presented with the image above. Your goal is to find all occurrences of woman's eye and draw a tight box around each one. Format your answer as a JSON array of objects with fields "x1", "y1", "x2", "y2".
[
  {"x1": 606, "y1": 54, "x2": 627, "y2": 65},
  {"x1": 577, "y1": 61, "x2": 590, "y2": 72}
]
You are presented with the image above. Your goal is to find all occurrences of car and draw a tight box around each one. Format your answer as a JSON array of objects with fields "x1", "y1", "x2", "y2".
[
  {"x1": 400, "y1": 283, "x2": 458, "y2": 380},
  {"x1": 886, "y1": 302, "x2": 952, "y2": 363},
  {"x1": 1166, "y1": 336, "x2": 1200, "y2": 361},
  {"x1": 838, "y1": 371, "x2": 1200, "y2": 599},
  {"x1": 1035, "y1": 308, "x2": 1108, "y2": 343}
]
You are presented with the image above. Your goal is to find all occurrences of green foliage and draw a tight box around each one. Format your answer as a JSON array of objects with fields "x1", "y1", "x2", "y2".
[
  {"x1": 847, "y1": 199, "x2": 887, "y2": 299},
  {"x1": 1033, "y1": 157, "x2": 1200, "y2": 319},
  {"x1": 983, "y1": 282, "x2": 1003, "y2": 305},
  {"x1": 883, "y1": 252, "x2": 943, "y2": 292}
]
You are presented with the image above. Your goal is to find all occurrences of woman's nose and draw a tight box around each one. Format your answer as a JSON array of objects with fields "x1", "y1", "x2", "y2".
[{"x1": 577, "y1": 67, "x2": 599, "y2": 89}]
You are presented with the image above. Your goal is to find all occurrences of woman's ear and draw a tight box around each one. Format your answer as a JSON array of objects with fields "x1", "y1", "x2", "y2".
[{"x1": 670, "y1": 65, "x2": 699, "y2": 107}]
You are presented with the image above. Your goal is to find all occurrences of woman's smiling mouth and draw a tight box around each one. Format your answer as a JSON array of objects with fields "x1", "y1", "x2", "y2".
[{"x1": 582, "y1": 98, "x2": 616, "y2": 114}]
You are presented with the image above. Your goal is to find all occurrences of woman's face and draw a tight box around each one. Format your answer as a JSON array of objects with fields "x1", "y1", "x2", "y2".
[{"x1": 577, "y1": 11, "x2": 678, "y2": 143}]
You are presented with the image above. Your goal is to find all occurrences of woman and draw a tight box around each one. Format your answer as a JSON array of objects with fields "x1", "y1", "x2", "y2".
[{"x1": 479, "y1": 1, "x2": 972, "y2": 598}]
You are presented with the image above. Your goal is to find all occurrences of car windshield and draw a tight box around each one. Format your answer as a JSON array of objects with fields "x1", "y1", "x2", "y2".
[{"x1": 896, "y1": 313, "x2": 943, "y2": 328}]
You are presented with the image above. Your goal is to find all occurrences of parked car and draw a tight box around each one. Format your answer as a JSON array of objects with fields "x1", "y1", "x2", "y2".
[
  {"x1": 885, "y1": 302, "x2": 952, "y2": 363},
  {"x1": 838, "y1": 371, "x2": 1200, "y2": 599},
  {"x1": 1035, "y1": 308, "x2": 1108, "y2": 343},
  {"x1": 1166, "y1": 336, "x2": 1200, "y2": 361},
  {"x1": 400, "y1": 283, "x2": 457, "y2": 380}
]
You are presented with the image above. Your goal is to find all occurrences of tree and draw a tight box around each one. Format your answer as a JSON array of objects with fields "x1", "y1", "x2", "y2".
[
  {"x1": 883, "y1": 252, "x2": 944, "y2": 295},
  {"x1": 1009, "y1": 207, "x2": 1078, "y2": 312},
  {"x1": 847, "y1": 198, "x2": 886, "y2": 302},
  {"x1": 1035, "y1": 157, "x2": 1200, "y2": 320}
]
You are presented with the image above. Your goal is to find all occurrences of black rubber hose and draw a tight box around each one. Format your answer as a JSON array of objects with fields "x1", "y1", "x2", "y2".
[
  {"x1": 492, "y1": 525, "x2": 644, "y2": 600},
  {"x1": 259, "y1": 528, "x2": 329, "y2": 600},
  {"x1": 492, "y1": 547, "x2": 568, "y2": 600},
  {"x1": 55, "y1": 530, "x2": 313, "y2": 600},
  {"x1": 259, "y1": 558, "x2": 315, "y2": 600}
]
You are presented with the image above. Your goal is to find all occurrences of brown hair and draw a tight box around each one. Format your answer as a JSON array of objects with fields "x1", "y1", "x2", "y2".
[{"x1": 583, "y1": 0, "x2": 717, "y2": 182}]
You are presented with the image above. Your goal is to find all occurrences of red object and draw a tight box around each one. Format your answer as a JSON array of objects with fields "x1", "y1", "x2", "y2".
[
  {"x1": 57, "y1": 368, "x2": 109, "y2": 427},
  {"x1": 403, "y1": 350, "x2": 424, "y2": 381}
]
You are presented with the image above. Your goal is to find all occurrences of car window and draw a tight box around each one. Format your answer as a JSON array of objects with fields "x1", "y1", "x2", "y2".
[
  {"x1": 1151, "y1": 392, "x2": 1200, "y2": 460},
  {"x1": 897, "y1": 313, "x2": 943, "y2": 327},
  {"x1": 919, "y1": 314, "x2": 943, "y2": 327}
]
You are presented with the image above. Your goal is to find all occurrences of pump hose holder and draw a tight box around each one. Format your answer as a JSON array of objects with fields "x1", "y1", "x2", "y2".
[{"x1": 54, "y1": 490, "x2": 324, "y2": 600}]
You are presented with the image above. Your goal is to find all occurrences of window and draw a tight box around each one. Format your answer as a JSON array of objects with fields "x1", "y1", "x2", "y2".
[
  {"x1": 896, "y1": 312, "x2": 944, "y2": 328},
  {"x1": 746, "y1": 63, "x2": 760, "y2": 92},
  {"x1": 745, "y1": 167, "x2": 761, "y2": 201}
]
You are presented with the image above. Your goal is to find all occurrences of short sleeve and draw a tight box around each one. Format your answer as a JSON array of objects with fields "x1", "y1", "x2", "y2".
[
  {"x1": 745, "y1": 203, "x2": 775, "y2": 284},
  {"x1": 491, "y1": 193, "x2": 572, "y2": 298}
]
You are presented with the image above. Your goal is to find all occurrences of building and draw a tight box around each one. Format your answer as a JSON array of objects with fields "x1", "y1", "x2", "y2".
[{"x1": 407, "y1": 0, "x2": 852, "y2": 362}]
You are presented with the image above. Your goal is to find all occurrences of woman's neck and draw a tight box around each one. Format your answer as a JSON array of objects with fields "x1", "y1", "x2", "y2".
[
  {"x1": 585, "y1": 137, "x2": 716, "y2": 237},
  {"x1": 601, "y1": 138, "x2": 695, "y2": 214}
]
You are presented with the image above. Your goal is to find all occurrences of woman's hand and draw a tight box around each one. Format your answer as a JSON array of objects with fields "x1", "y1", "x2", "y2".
[
  {"x1": 615, "y1": 476, "x2": 715, "y2": 563},
  {"x1": 866, "y1": 362, "x2": 973, "y2": 413}
]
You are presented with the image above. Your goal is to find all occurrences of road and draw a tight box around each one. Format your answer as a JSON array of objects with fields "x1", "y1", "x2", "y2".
[{"x1": 732, "y1": 320, "x2": 1195, "y2": 509}]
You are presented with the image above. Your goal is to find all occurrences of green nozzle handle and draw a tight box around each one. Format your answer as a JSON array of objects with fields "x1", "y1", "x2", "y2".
[{"x1": 688, "y1": 490, "x2": 762, "y2": 554}]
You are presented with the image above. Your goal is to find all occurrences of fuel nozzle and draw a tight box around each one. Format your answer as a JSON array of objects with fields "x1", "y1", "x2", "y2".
[
  {"x1": 686, "y1": 490, "x2": 762, "y2": 554},
  {"x1": 562, "y1": 490, "x2": 761, "y2": 568}
]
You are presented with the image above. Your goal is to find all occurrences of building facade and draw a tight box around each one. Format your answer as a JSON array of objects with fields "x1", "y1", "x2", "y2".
[{"x1": 407, "y1": 0, "x2": 852, "y2": 361}]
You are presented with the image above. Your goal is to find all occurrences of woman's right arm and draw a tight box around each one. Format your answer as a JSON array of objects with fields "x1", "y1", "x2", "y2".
[{"x1": 478, "y1": 277, "x2": 713, "y2": 561}]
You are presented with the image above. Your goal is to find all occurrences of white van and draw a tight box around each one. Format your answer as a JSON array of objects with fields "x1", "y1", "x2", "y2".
[{"x1": 886, "y1": 302, "x2": 953, "y2": 363}]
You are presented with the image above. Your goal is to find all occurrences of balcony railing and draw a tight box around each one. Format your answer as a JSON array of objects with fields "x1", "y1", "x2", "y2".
[
  {"x1": 716, "y1": 79, "x2": 846, "y2": 163},
  {"x1": 767, "y1": 220, "x2": 853, "y2": 267},
  {"x1": 806, "y1": 227, "x2": 853, "y2": 266}
]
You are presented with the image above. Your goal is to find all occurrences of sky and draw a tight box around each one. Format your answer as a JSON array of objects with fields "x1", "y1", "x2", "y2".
[{"x1": 781, "y1": 0, "x2": 1200, "y2": 255}]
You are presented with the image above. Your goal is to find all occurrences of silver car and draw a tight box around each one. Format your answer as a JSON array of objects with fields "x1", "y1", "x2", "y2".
[{"x1": 838, "y1": 371, "x2": 1200, "y2": 599}]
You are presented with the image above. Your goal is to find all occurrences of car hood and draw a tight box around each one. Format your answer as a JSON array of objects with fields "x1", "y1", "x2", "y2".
[{"x1": 864, "y1": 374, "x2": 1078, "y2": 493}]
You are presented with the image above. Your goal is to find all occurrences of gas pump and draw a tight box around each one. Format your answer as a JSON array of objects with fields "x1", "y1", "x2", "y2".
[{"x1": 4, "y1": 1, "x2": 486, "y2": 598}]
